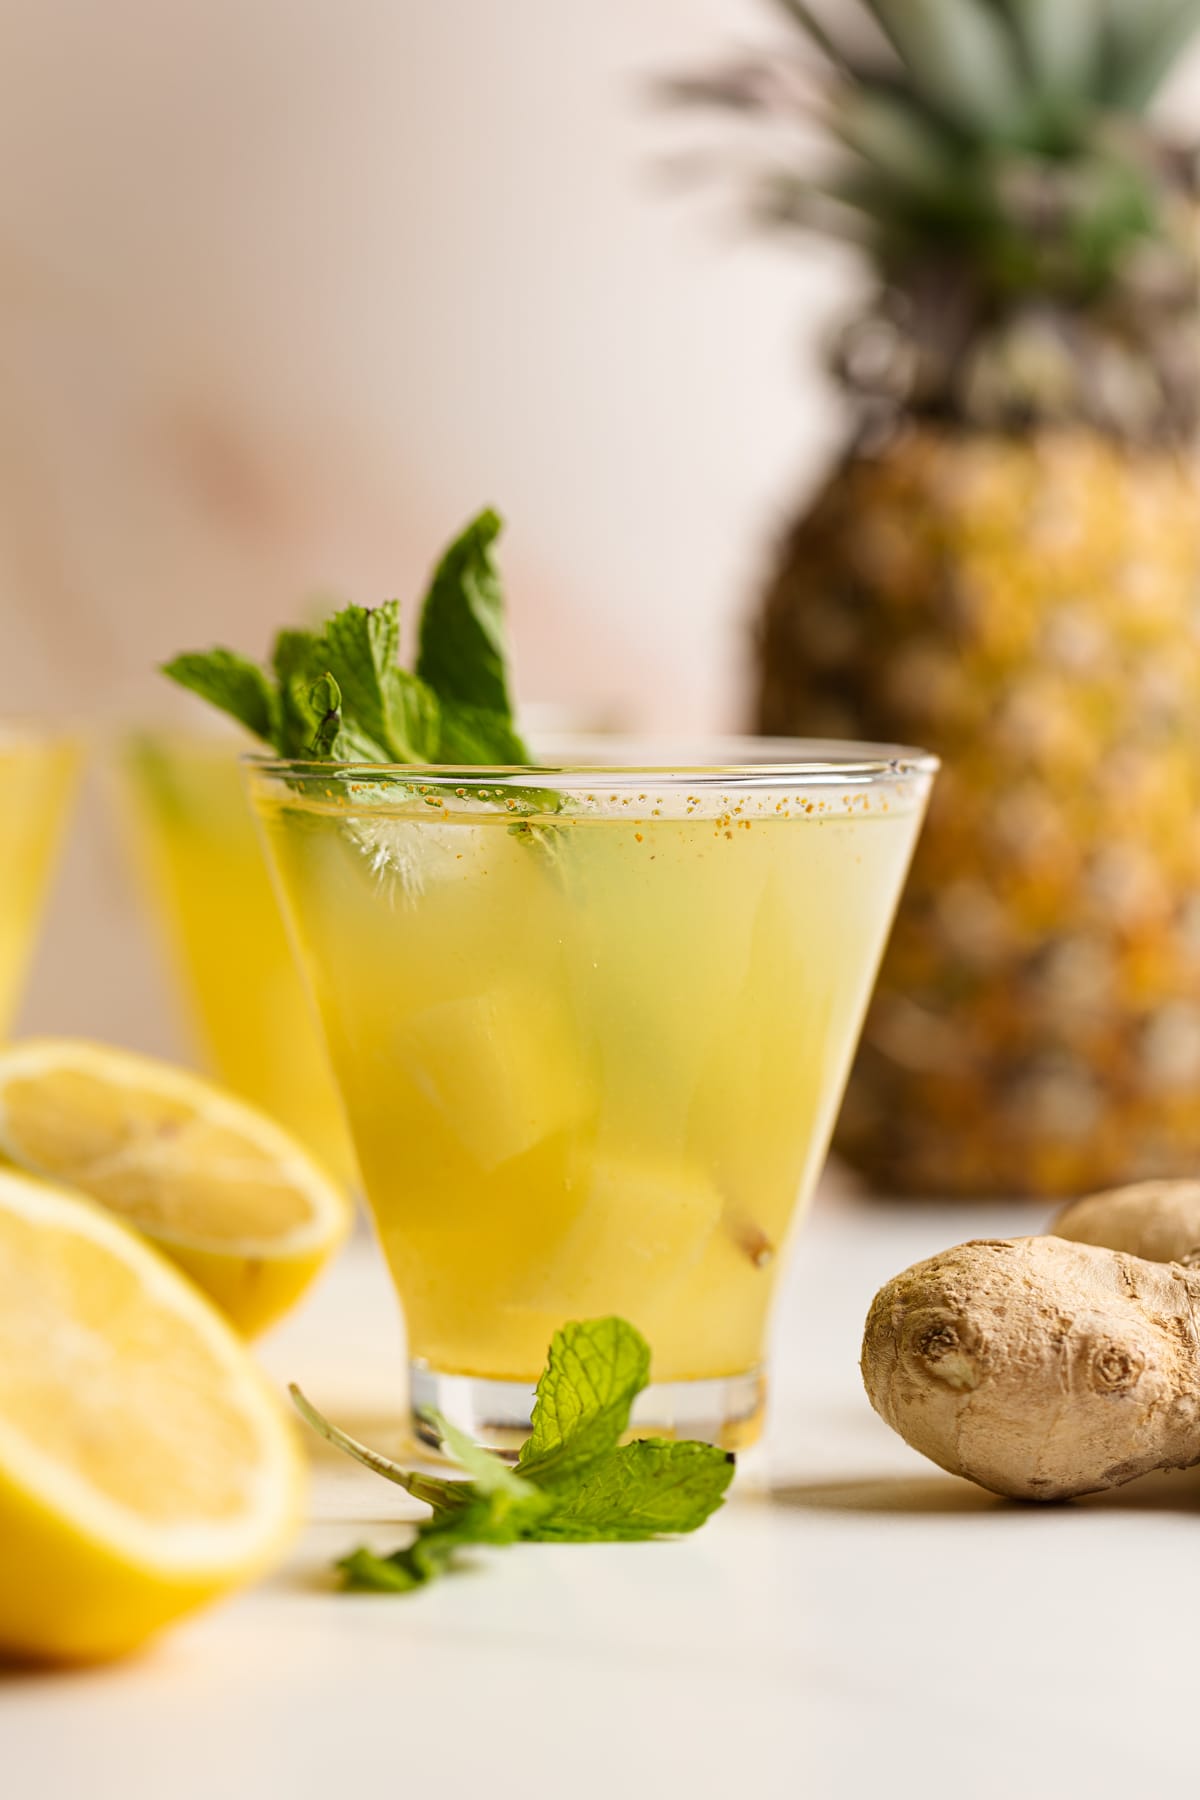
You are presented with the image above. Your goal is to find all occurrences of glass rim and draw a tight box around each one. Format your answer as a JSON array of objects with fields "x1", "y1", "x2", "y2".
[{"x1": 242, "y1": 734, "x2": 939, "y2": 789}]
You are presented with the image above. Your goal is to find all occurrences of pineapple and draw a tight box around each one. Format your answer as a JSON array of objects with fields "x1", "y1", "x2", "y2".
[{"x1": 673, "y1": 0, "x2": 1200, "y2": 1196}]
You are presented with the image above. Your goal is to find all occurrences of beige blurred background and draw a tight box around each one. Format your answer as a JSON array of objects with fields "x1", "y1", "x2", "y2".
[{"x1": 8, "y1": 1, "x2": 1200, "y2": 1056}]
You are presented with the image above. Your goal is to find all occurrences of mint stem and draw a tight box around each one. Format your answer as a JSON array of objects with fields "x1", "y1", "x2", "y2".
[{"x1": 288, "y1": 1384, "x2": 471, "y2": 1512}]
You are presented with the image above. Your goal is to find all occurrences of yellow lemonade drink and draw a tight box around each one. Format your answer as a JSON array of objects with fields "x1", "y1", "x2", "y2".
[
  {"x1": 249, "y1": 748, "x2": 934, "y2": 1448},
  {"x1": 116, "y1": 735, "x2": 355, "y2": 1190},
  {"x1": 0, "y1": 729, "x2": 79, "y2": 1034}
]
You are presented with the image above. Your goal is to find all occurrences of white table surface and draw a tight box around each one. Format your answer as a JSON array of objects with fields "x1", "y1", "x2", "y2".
[{"x1": 6, "y1": 1187, "x2": 1198, "y2": 1800}]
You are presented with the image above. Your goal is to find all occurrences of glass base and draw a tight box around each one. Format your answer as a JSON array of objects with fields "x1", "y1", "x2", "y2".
[{"x1": 409, "y1": 1361, "x2": 766, "y2": 1458}]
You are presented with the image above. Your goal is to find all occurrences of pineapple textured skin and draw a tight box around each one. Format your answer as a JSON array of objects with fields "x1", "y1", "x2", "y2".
[{"x1": 759, "y1": 428, "x2": 1200, "y2": 1197}]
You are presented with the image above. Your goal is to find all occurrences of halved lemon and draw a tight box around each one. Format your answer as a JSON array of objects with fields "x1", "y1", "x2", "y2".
[
  {"x1": 0, "y1": 1167, "x2": 303, "y2": 1662},
  {"x1": 0, "y1": 1040, "x2": 353, "y2": 1337}
]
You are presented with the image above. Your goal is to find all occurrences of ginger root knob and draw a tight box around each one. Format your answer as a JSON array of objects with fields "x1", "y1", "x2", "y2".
[
  {"x1": 1053, "y1": 1180, "x2": 1200, "y2": 1268},
  {"x1": 861, "y1": 1236, "x2": 1200, "y2": 1500}
]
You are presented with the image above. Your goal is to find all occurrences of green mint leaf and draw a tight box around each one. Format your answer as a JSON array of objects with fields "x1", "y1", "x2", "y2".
[
  {"x1": 313, "y1": 604, "x2": 403, "y2": 762},
  {"x1": 161, "y1": 649, "x2": 281, "y2": 748},
  {"x1": 339, "y1": 1519, "x2": 474, "y2": 1594},
  {"x1": 271, "y1": 627, "x2": 324, "y2": 688},
  {"x1": 340, "y1": 1492, "x2": 537, "y2": 1593},
  {"x1": 272, "y1": 629, "x2": 331, "y2": 757},
  {"x1": 315, "y1": 602, "x2": 444, "y2": 764},
  {"x1": 386, "y1": 669, "x2": 443, "y2": 764},
  {"x1": 525, "y1": 1439, "x2": 735, "y2": 1541},
  {"x1": 321, "y1": 601, "x2": 401, "y2": 749},
  {"x1": 436, "y1": 699, "x2": 530, "y2": 766},
  {"x1": 516, "y1": 1317, "x2": 651, "y2": 1486},
  {"x1": 339, "y1": 1546, "x2": 428, "y2": 1593},
  {"x1": 416, "y1": 509, "x2": 527, "y2": 739}
]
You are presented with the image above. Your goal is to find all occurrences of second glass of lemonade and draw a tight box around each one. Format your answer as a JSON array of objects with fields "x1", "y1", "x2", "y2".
[
  {"x1": 247, "y1": 744, "x2": 934, "y2": 1448},
  {"x1": 0, "y1": 727, "x2": 79, "y2": 1035},
  {"x1": 116, "y1": 734, "x2": 356, "y2": 1190}
]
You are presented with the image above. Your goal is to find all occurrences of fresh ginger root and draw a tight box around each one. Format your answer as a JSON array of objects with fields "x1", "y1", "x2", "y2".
[
  {"x1": 861, "y1": 1181, "x2": 1200, "y2": 1500},
  {"x1": 1052, "y1": 1180, "x2": 1200, "y2": 1267}
]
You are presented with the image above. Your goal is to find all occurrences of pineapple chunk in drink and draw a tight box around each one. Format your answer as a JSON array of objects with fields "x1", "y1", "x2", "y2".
[
  {"x1": 393, "y1": 983, "x2": 591, "y2": 1173},
  {"x1": 508, "y1": 1152, "x2": 724, "y2": 1316}
]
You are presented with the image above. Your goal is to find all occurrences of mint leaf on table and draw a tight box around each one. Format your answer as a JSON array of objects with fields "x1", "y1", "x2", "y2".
[
  {"x1": 292, "y1": 1317, "x2": 736, "y2": 1596},
  {"x1": 161, "y1": 509, "x2": 532, "y2": 769},
  {"x1": 527, "y1": 1439, "x2": 734, "y2": 1541},
  {"x1": 340, "y1": 1494, "x2": 535, "y2": 1594},
  {"x1": 516, "y1": 1316, "x2": 652, "y2": 1485}
]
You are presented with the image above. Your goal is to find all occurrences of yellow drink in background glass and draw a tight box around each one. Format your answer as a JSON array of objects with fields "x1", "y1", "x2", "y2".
[
  {"x1": 115, "y1": 735, "x2": 356, "y2": 1191},
  {"x1": 248, "y1": 744, "x2": 934, "y2": 1449},
  {"x1": 0, "y1": 729, "x2": 79, "y2": 1034}
]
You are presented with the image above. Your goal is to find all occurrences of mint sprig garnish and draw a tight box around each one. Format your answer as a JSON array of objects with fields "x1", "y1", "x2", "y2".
[
  {"x1": 290, "y1": 1318, "x2": 735, "y2": 1594},
  {"x1": 162, "y1": 509, "x2": 531, "y2": 768}
]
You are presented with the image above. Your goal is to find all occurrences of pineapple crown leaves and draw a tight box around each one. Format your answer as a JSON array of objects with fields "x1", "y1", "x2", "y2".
[
  {"x1": 663, "y1": 0, "x2": 1200, "y2": 439},
  {"x1": 670, "y1": 0, "x2": 1200, "y2": 145}
]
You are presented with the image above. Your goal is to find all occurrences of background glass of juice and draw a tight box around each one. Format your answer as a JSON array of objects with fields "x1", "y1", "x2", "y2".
[
  {"x1": 0, "y1": 727, "x2": 79, "y2": 1035},
  {"x1": 115, "y1": 732, "x2": 356, "y2": 1190},
  {"x1": 247, "y1": 742, "x2": 936, "y2": 1450}
]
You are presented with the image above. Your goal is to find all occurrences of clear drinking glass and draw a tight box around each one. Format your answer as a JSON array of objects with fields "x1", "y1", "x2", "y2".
[
  {"x1": 114, "y1": 732, "x2": 356, "y2": 1190},
  {"x1": 0, "y1": 726, "x2": 79, "y2": 1035},
  {"x1": 246, "y1": 741, "x2": 936, "y2": 1450}
]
